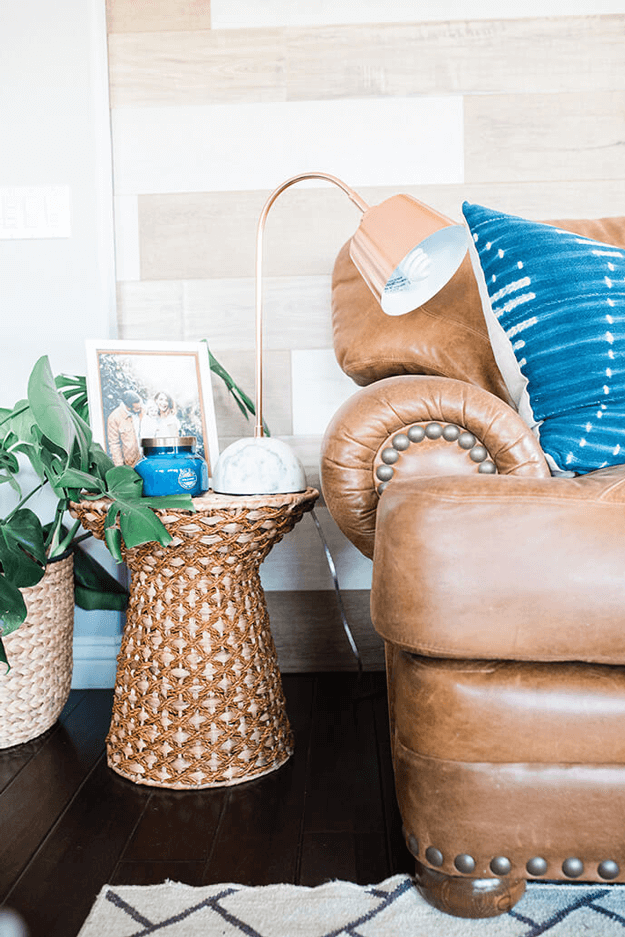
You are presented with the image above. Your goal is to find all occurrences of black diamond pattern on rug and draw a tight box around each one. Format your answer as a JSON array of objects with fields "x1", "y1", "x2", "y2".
[
  {"x1": 103, "y1": 878, "x2": 414, "y2": 937},
  {"x1": 82, "y1": 878, "x2": 625, "y2": 937},
  {"x1": 509, "y1": 886, "x2": 625, "y2": 936}
]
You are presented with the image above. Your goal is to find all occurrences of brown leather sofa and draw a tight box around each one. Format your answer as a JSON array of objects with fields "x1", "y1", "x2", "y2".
[{"x1": 320, "y1": 215, "x2": 625, "y2": 918}]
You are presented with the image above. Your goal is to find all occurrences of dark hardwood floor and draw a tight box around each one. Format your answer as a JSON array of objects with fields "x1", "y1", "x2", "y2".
[{"x1": 0, "y1": 673, "x2": 413, "y2": 937}]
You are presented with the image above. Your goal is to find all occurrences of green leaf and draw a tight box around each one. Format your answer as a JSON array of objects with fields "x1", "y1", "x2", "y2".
[
  {"x1": 54, "y1": 467, "x2": 105, "y2": 493},
  {"x1": 56, "y1": 374, "x2": 89, "y2": 423},
  {"x1": 73, "y1": 544, "x2": 128, "y2": 611},
  {"x1": 0, "y1": 446, "x2": 20, "y2": 495},
  {"x1": 103, "y1": 501, "x2": 124, "y2": 563},
  {"x1": 117, "y1": 500, "x2": 174, "y2": 550},
  {"x1": 141, "y1": 493, "x2": 195, "y2": 511},
  {"x1": 0, "y1": 637, "x2": 8, "y2": 674},
  {"x1": 27, "y1": 356, "x2": 76, "y2": 454},
  {"x1": 0, "y1": 509, "x2": 47, "y2": 588},
  {"x1": 3, "y1": 400, "x2": 39, "y2": 449},
  {"x1": 105, "y1": 465, "x2": 144, "y2": 499},
  {"x1": 88, "y1": 443, "x2": 115, "y2": 483},
  {"x1": 0, "y1": 572, "x2": 28, "y2": 636}
]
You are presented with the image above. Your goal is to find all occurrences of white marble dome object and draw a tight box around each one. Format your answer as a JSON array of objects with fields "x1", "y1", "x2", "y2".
[{"x1": 212, "y1": 436, "x2": 307, "y2": 495}]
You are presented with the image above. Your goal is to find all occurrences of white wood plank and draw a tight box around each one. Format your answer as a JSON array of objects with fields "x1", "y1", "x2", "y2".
[
  {"x1": 113, "y1": 195, "x2": 140, "y2": 281},
  {"x1": 291, "y1": 349, "x2": 359, "y2": 436},
  {"x1": 115, "y1": 280, "x2": 184, "y2": 339},
  {"x1": 111, "y1": 96, "x2": 464, "y2": 195},
  {"x1": 211, "y1": 1, "x2": 625, "y2": 28},
  {"x1": 465, "y1": 91, "x2": 625, "y2": 183},
  {"x1": 183, "y1": 275, "x2": 333, "y2": 349}
]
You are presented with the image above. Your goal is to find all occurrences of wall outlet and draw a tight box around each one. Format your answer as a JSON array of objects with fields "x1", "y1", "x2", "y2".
[{"x1": 0, "y1": 185, "x2": 71, "y2": 239}]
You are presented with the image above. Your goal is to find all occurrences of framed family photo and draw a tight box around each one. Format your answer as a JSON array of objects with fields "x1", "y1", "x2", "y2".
[{"x1": 85, "y1": 340, "x2": 220, "y2": 477}]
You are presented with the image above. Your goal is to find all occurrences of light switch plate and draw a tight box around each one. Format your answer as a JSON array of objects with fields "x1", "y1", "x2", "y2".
[{"x1": 0, "y1": 185, "x2": 71, "y2": 239}]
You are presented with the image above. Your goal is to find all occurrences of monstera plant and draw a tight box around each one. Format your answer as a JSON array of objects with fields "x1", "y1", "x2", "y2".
[{"x1": 0, "y1": 355, "x2": 195, "y2": 670}]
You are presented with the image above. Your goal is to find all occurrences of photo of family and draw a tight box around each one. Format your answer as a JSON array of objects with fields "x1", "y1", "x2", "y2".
[{"x1": 85, "y1": 340, "x2": 220, "y2": 476}]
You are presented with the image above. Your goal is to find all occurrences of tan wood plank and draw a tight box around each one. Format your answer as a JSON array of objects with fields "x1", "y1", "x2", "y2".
[
  {"x1": 108, "y1": 28, "x2": 285, "y2": 107},
  {"x1": 286, "y1": 16, "x2": 625, "y2": 100},
  {"x1": 106, "y1": 0, "x2": 212, "y2": 34},
  {"x1": 465, "y1": 91, "x2": 625, "y2": 183},
  {"x1": 183, "y1": 276, "x2": 334, "y2": 351},
  {"x1": 267, "y1": 590, "x2": 384, "y2": 672},
  {"x1": 136, "y1": 180, "x2": 625, "y2": 282},
  {"x1": 205, "y1": 348, "x2": 293, "y2": 441},
  {"x1": 107, "y1": 16, "x2": 625, "y2": 105}
]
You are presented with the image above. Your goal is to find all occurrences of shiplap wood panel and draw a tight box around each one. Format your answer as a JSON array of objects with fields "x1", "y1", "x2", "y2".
[
  {"x1": 106, "y1": 4, "x2": 625, "y2": 608},
  {"x1": 116, "y1": 280, "x2": 184, "y2": 339},
  {"x1": 113, "y1": 195, "x2": 140, "y2": 281},
  {"x1": 211, "y1": 0, "x2": 625, "y2": 29},
  {"x1": 207, "y1": 348, "x2": 293, "y2": 440},
  {"x1": 138, "y1": 188, "x2": 369, "y2": 280},
  {"x1": 267, "y1": 590, "x2": 383, "y2": 672},
  {"x1": 183, "y1": 276, "x2": 333, "y2": 349},
  {"x1": 260, "y1": 505, "x2": 373, "y2": 591},
  {"x1": 106, "y1": 0, "x2": 211, "y2": 34},
  {"x1": 286, "y1": 17, "x2": 625, "y2": 101},
  {"x1": 465, "y1": 92, "x2": 625, "y2": 183},
  {"x1": 108, "y1": 17, "x2": 625, "y2": 108},
  {"x1": 110, "y1": 97, "x2": 464, "y2": 195},
  {"x1": 291, "y1": 349, "x2": 357, "y2": 436},
  {"x1": 136, "y1": 180, "x2": 625, "y2": 283},
  {"x1": 108, "y1": 28, "x2": 285, "y2": 107}
]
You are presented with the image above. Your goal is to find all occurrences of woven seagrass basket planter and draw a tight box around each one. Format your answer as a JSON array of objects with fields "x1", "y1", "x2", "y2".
[
  {"x1": 72, "y1": 489, "x2": 317, "y2": 789},
  {"x1": 0, "y1": 552, "x2": 74, "y2": 749}
]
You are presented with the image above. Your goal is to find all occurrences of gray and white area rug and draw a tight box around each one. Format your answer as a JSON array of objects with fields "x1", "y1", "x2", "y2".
[{"x1": 78, "y1": 874, "x2": 625, "y2": 936}]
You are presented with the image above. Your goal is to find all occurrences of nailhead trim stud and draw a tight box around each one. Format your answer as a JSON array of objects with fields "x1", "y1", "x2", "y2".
[{"x1": 376, "y1": 422, "x2": 497, "y2": 495}]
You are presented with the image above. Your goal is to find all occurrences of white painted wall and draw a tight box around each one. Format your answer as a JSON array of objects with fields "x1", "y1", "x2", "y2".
[{"x1": 0, "y1": 0, "x2": 120, "y2": 686}]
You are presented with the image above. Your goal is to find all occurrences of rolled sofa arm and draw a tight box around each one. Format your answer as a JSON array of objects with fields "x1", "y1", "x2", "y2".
[{"x1": 320, "y1": 374, "x2": 550, "y2": 558}]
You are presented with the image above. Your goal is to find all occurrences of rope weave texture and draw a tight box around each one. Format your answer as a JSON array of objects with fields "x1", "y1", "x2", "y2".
[
  {"x1": 73, "y1": 490, "x2": 317, "y2": 788},
  {"x1": 0, "y1": 554, "x2": 74, "y2": 749}
]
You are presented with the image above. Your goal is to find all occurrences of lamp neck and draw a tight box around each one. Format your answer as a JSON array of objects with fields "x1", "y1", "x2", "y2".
[{"x1": 254, "y1": 172, "x2": 369, "y2": 437}]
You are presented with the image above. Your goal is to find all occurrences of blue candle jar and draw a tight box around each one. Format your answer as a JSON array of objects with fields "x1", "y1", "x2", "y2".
[{"x1": 135, "y1": 436, "x2": 209, "y2": 497}]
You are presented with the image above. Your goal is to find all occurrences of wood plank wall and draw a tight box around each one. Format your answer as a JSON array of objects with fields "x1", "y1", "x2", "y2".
[{"x1": 105, "y1": 1, "x2": 625, "y2": 670}]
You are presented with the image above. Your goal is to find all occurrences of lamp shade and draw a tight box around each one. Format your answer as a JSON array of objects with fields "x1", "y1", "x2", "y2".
[
  {"x1": 349, "y1": 194, "x2": 468, "y2": 316},
  {"x1": 212, "y1": 174, "x2": 468, "y2": 496}
]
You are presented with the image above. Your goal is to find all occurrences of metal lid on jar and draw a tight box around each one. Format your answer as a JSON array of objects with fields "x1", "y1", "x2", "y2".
[{"x1": 141, "y1": 436, "x2": 196, "y2": 449}]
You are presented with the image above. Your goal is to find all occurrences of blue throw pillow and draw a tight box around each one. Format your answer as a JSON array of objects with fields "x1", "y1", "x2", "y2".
[{"x1": 462, "y1": 202, "x2": 625, "y2": 474}]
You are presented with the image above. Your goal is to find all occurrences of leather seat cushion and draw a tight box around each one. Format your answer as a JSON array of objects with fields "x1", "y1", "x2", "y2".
[
  {"x1": 392, "y1": 651, "x2": 625, "y2": 764},
  {"x1": 372, "y1": 470, "x2": 625, "y2": 664}
]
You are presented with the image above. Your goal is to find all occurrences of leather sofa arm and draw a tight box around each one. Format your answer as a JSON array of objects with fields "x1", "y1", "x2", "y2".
[{"x1": 320, "y1": 374, "x2": 550, "y2": 558}]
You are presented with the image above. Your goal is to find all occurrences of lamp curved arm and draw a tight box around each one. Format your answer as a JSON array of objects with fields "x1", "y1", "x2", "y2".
[{"x1": 254, "y1": 172, "x2": 369, "y2": 437}]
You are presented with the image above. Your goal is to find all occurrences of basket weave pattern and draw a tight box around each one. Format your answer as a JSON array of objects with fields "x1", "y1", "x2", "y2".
[
  {"x1": 0, "y1": 554, "x2": 74, "y2": 749},
  {"x1": 73, "y1": 490, "x2": 317, "y2": 789}
]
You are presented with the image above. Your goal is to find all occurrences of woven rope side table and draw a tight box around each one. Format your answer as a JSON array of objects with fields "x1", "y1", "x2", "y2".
[{"x1": 72, "y1": 489, "x2": 318, "y2": 789}]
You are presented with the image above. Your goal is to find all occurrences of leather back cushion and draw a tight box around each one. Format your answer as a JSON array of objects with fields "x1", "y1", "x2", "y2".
[{"x1": 331, "y1": 215, "x2": 625, "y2": 404}]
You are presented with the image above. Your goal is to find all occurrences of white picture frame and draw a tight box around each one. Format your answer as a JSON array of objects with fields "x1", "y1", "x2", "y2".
[{"x1": 85, "y1": 339, "x2": 220, "y2": 478}]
